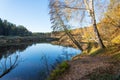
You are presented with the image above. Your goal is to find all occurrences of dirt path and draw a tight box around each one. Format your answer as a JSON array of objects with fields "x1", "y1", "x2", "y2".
[{"x1": 58, "y1": 56, "x2": 112, "y2": 80}]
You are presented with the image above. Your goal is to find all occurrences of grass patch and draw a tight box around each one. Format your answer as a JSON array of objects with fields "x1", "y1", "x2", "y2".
[
  {"x1": 89, "y1": 48, "x2": 105, "y2": 56},
  {"x1": 89, "y1": 45, "x2": 120, "y2": 56},
  {"x1": 47, "y1": 61, "x2": 69, "y2": 80},
  {"x1": 73, "y1": 44, "x2": 120, "y2": 59},
  {"x1": 112, "y1": 52, "x2": 120, "y2": 61}
]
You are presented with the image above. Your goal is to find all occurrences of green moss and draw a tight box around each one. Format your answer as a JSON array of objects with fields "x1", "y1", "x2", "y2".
[{"x1": 47, "y1": 61, "x2": 69, "y2": 80}]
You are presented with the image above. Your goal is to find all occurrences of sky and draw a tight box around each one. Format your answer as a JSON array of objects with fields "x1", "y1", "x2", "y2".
[
  {"x1": 0, "y1": 0, "x2": 109, "y2": 32},
  {"x1": 0, "y1": 0, "x2": 52, "y2": 32}
]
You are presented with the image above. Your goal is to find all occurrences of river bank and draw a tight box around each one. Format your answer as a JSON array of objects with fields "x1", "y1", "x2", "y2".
[
  {"x1": 48, "y1": 44, "x2": 120, "y2": 80},
  {"x1": 0, "y1": 36, "x2": 59, "y2": 45}
]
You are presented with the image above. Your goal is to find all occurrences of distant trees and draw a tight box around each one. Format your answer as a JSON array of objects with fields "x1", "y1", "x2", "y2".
[
  {"x1": 0, "y1": 19, "x2": 4, "y2": 35},
  {"x1": 32, "y1": 32, "x2": 52, "y2": 38},
  {"x1": 0, "y1": 18, "x2": 32, "y2": 36}
]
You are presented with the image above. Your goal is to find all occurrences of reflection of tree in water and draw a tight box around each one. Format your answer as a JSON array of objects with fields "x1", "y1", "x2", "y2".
[
  {"x1": 39, "y1": 53, "x2": 50, "y2": 80},
  {"x1": 0, "y1": 53, "x2": 20, "y2": 78},
  {"x1": 0, "y1": 43, "x2": 33, "y2": 59},
  {"x1": 39, "y1": 48, "x2": 77, "y2": 80},
  {"x1": 61, "y1": 47, "x2": 76, "y2": 61},
  {"x1": 0, "y1": 43, "x2": 33, "y2": 78}
]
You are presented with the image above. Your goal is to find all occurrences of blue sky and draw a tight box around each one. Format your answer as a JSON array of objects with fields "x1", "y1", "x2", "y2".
[
  {"x1": 0, "y1": 0, "x2": 109, "y2": 32},
  {"x1": 0, "y1": 0, "x2": 52, "y2": 32}
]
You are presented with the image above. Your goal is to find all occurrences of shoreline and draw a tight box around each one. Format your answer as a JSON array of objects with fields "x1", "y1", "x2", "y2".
[
  {"x1": 48, "y1": 44, "x2": 120, "y2": 80},
  {"x1": 0, "y1": 36, "x2": 59, "y2": 45}
]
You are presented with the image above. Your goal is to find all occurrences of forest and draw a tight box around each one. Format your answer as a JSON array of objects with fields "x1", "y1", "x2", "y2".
[{"x1": 0, "y1": 18, "x2": 32, "y2": 36}]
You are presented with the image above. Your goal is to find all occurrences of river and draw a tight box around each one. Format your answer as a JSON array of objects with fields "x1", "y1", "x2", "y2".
[{"x1": 0, "y1": 43, "x2": 81, "y2": 80}]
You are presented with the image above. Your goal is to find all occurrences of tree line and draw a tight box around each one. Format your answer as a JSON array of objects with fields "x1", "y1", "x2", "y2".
[{"x1": 0, "y1": 18, "x2": 32, "y2": 36}]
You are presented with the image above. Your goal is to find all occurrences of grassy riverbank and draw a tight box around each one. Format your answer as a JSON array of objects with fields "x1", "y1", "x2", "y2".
[
  {"x1": 49, "y1": 25, "x2": 120, "y2": 80},
  {"x1": 48, "y1": 44, "x2": 120, "y2": 80}
]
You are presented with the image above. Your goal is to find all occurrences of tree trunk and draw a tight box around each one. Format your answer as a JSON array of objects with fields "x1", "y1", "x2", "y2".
[
  {"x1": 63, "y1": 25, "x2": 83, "y2": 51},
  {"x1": 92, "y1": 16, "x2": 105, "y2": 48},
  {"x1": 90, "y1": 0, "x2": 105, "y2": 48},
  {"x1": 57, "y1": 13, "x2": 83, "y2": 51}
]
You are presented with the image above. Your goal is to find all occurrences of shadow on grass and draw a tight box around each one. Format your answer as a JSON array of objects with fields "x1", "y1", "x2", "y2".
[
  {"x1": 90, "y1": 48, "x2": 105, "y2": 56},
  {"x1": 112, "y1": 52, "x2": 120, "y2": 61}
]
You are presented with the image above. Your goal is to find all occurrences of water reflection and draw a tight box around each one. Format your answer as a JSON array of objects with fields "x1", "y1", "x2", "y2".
[
  {"x1": 0, "y1": 43, "x2": 33, "y2": 78},
  {"x1": 0, "y1": 54, "x2": 19, "y2": 78},
  {"x1": 0, "y1": 43, "x2": 80, "y2": 80},
  {"x1": 39, "y1": 47, "x2": 79, "y2": 80},
  {"x1": 61, "y1": 47, "x2": 76, "y2": 61},
  {"x1": 0, "y1": 43, "x2": 33, "y2": 59}
]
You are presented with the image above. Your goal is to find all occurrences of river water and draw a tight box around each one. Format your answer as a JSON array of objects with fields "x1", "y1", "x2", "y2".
[{"x1": 0, "y1": 43, "x2": 81, "y2": 80}]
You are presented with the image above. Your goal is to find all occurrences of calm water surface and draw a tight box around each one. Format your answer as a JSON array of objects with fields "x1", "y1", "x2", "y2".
[{"x1": 0, "y1": 43, "x2": 81, "y2": 80}]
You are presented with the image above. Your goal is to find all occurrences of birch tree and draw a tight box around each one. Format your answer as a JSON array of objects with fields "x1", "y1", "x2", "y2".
[
  {"x1": 49, "y1": 0, "x2": 83, "y2": 51},
  {"x1": 83, "y1": 0, "x2": 105, "y2": 48},
  {"x1": 65, "y1": 0, "x2": 105, "y2": 48},
  {"x1": 49, "y1": 0, "x2": 106, "y2": 48}
]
